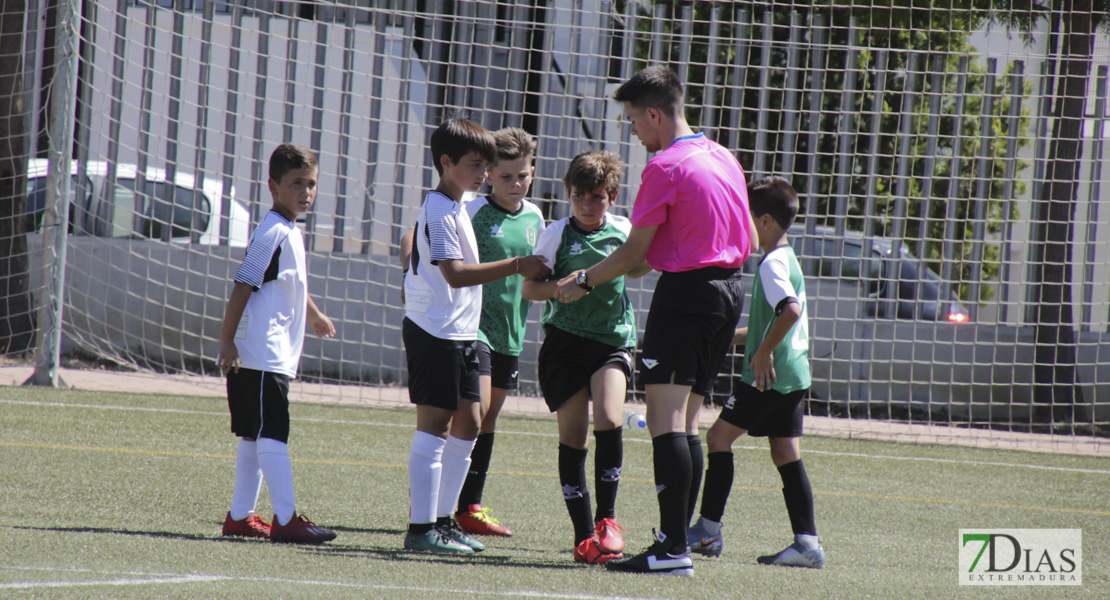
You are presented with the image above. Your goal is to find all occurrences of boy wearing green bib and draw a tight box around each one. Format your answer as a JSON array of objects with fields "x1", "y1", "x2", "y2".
[
  {"x1": 687, "y1": 177, "x2": 825, "y2": 569},
  {"x1": 455, "y1": 128, "x2": 547, "y2": 537},
  {"x1": 523, "y1": 150, "x2": 651, "y2": 565}
]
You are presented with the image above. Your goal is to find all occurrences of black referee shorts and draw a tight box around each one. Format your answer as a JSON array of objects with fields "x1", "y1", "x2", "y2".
[
  {"x1": 639, "y1": 267, "x2": 744, "y2": 398},
  {"x1": 227, "y1": 367, "x2": 291, "y2": 443}
]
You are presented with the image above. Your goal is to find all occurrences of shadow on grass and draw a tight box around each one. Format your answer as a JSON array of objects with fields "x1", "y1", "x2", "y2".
[
  {"x1": 305, "y1": 544, "x2": 582, "y2": 570},
  {"x1": 9, "y1": 525, "x2": 582, "y2": 571},
  {"x1": 203, "y1": 519, "x2": 405, "y2": 537},
  {"x1": 11, "y1": 525, "x2": 259, "y2": 544},
  {"x1": 325, "y1": 525, "x2": 404, "y2": 535}
]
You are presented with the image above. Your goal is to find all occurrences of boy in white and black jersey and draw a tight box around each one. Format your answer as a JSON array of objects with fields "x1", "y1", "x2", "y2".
[
  {"x1": 216, "y1": 144, "x2": 338, "y2": 544},
  {"x1": 401, "y1": 118, "x2": 548, "y2": 555}
]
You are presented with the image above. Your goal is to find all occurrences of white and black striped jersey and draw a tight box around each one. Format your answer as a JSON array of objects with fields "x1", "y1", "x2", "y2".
[
  {"x1": 404, "y1": 190, "x2": 482, "y2": 340},
  {"x1": 232, "y1": 210, "x2": 308, "y2": 377}
]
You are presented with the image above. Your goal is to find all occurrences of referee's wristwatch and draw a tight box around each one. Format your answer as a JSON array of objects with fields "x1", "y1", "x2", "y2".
[{"x1": 575, "y1": 270, "x2": 593, "y2": 292}]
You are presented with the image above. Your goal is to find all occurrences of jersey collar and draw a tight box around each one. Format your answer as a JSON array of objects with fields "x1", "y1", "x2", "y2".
[{"x1": 668, "y1": 132, "x2": 705, "y2": 148}]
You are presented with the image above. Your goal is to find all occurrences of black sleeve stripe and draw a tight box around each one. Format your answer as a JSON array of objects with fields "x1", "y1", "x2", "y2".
[
  {"x1": 410, "y1": 222, "x2": 422, "y2": 277},
  {"x1": 424, "y1": 221, "x2": 439, "y2": 266},
  {"x1": 774, "y1": 296, "x2": 799, "y2": 316},
  {"x1": 261, "y1": 245, "x2": 282, "y2": 290}
]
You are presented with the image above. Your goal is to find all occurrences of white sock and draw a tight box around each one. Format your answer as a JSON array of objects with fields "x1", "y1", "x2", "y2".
[
  {"x1": 409, "y1": 431, "x2": 445, "y2": 526},
  {"x1": 229, "y1": 438, "x2": 262, "y2": 520},
  {"x1": 256, "y1": 437, "x2": 296, "y2": 526},
  {"x1": 437, "y1": 435, "x2": 476, "y2": 519},
  {"x1": 795, "y1": 533, "x2": 820, "y2": 550},
  {"x1": 698, "y1": 516, "x2": 721, "y2": 536}
]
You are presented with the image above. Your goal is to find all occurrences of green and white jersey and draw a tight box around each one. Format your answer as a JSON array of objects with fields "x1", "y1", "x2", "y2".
[
  {"x1": 533, "y1": 214, "x2": 636, "y2": 349},
  {"x1": 465, "y1": 195, "x2": 545, "y2": 356},
  {"x1": 741, "y1": 245, "x2": 811, "y2": 393}
]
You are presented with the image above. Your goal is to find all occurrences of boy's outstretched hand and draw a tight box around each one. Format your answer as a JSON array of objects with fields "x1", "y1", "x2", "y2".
[{"x1": 516, "y1": 255, "x2": 551, "y2": 280}]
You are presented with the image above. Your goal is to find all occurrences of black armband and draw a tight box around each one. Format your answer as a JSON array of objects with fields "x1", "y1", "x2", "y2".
[{"x1": 774, "y1": 297, "x2": 799, "y2": 317}]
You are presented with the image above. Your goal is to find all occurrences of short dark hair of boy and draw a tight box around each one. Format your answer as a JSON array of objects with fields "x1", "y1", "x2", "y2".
[
  {"x1": 493, "y1": 128, "x2": 537, "y2": 165},
  {"x1": 269, "y1": 143, "x2": 318, "y2": 183},
  {"x1": 562, "y1": 150, "x2": 625, "y2": 200},
  {"x1": 430, "y1": 118, "x2": 496, "y2": 176},
  {"x1": 748, "y1": 177, "x2": 799, "y2": 231},
  {"x1": 612, "y1": 65, "x2": 684, "y2": 120}
]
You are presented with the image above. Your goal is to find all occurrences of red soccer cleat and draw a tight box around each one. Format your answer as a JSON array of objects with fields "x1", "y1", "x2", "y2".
[
  {"x1": 594, "y1": 517, "x2": 626, "y2": 554},
  {"x1": 221, "y1": 512, "x2": 271, "y2": 539},
  {"x1": 269, "y1": 513, "x2": 337, "y2": 544},
  {"x1": 574, "y1": 534, "x2": 622, "y2": 564},
  {"x1": 455, "y1": 504, "x2": 513, "y2": 537}
]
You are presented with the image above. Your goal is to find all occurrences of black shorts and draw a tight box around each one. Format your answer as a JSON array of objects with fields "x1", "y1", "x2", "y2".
[
  {"x1": 538, "y1": 325, "x2": 634, "y2": 412},
  {"x1": 403, "y1": 317, "x2": 481, "y2": 410},
  {"x1": 476, "y1": 341, "x2": 519, "y2": 390},
  {"x1": 639, "y1": 267, "x2": 744, "y2": 397},
  {"x1": 718, "y1": 383, "x2": 806, "y2": 438},
  {"x1": 227, "y1": 368, "x2": 291, "y2": 443}
]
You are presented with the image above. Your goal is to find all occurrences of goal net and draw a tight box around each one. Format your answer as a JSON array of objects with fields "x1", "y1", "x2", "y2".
[{"x1": 2, "y1": 0, "x2": 1108, "y2": 452}]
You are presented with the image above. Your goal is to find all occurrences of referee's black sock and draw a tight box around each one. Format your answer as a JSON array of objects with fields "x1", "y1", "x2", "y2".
[
  {"x1": 687, "y1": 434, "x2": 704, "y2": 525},
  {"x1": 593, "y1": 427, "x2": 623, "y2": 523},
  {"x1": 558, "y1": 443, "x2": 593, "y2": 545},
  {"x1": 778, "y1": 459, "x2": 817, "y2": 536},
  {"x1": 652, "y1": 432, "x2": 692, "y2": 554},
  {"x1": 457, "y1": 432, "x2": 494, "y2": 512},
  {"x1": 700, "y1": 451, "x2": 734, "y2": 522}
]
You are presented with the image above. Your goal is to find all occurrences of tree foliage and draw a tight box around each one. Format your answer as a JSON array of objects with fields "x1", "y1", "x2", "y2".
[{"x1": 622, "y1": 0, "x2": 1036, "y2": 302}]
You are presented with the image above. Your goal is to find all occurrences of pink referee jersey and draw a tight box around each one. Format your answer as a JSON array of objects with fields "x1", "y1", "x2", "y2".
[{"x1": 630, "y1": 133, "x2": 753, "y2": 272}]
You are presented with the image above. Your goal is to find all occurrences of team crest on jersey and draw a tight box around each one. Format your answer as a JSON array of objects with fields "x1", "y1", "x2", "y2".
[
  {"x1": 490, "y1": 224, "x2": 505, "y2": 238},
  {"x1": 526, "y1": 226, "x2": 537, "y2": 246},
  {"x1": 569, "y1": 242, "x2": 584, "y2": 255}
]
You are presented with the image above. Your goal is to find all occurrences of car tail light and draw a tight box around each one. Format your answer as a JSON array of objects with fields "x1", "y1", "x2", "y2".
[{"x1": 947, "y1": 312, "x2": 969, "y2": 324}]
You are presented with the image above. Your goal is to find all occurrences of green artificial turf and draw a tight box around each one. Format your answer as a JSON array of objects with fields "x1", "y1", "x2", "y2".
[{"x1": 1, "y1": 386, "x2": 1106, "y2": 599}]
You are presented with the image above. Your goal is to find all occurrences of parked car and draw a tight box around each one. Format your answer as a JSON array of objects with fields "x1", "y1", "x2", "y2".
[
  {"x1": 708, "y1": 224, "x2": 980, "y2": 415},
  {"x1": 790, "y1": 225, "x2": 971, "y2": 324},
  {"x1": 24, "y1": 159, "x2": 250, "y2": 246}
]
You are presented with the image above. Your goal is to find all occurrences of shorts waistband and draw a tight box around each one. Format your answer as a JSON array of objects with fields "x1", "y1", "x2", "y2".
[{"x1": 659, "y1": 266, "x2": 741, "y2": 282}]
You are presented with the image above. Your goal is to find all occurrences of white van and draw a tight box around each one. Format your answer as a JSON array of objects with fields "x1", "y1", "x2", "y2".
[{"x1": 25, "y1": 159, "x2": 251, "y2": 247}]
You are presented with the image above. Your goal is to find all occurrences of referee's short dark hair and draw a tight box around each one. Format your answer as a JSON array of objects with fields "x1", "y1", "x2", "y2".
[
  {"x1": 748, "y1": 176, "x2": 799, "y2": 231},
  {"x1": 613, "y1": 65, "x2": 684, "y2": 120},
  {"x1": 269, "y1": 143, "x2": 318, "y2": 183},
  {"x1": 430, "y1": 118, "x2": 496, "y2": 176}
]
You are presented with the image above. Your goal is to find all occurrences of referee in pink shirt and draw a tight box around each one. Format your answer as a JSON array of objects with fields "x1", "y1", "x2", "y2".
[{"x1": 555, "y1": 66, "x2": 757, "y2": 577}]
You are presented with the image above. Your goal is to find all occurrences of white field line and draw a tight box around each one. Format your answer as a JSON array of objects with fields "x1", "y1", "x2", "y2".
[
  {"x1": 0, "y1": 575, "x2": 228, "y2": 589},
  {"x1": 0, "y1": 565, "x2": 661, "y2": 599},
  {"x1": 3, "y1": 397, "x2": 1109, "y2": 476}
]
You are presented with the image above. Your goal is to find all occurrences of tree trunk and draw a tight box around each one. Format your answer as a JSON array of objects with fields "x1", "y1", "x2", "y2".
[
  {"x1": 1031, "y1": 0, "x2": 1094, "y2": 432},
  {"x1": 0, "y1": 0, "x2": 35, "y2": 355}
]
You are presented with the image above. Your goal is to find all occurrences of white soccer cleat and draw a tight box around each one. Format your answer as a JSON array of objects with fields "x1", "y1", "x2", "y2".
[
  {"x1": 687, "y1": 517, "x2": 723, "y2": 557},
  {"x1": 757, "y1": 541, "x2": 826, "y2": 569}
]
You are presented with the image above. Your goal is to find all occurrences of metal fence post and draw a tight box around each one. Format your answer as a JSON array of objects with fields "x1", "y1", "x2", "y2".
[{"x1": 25, "y1": 0, "x2": 81, "y2": 387}]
